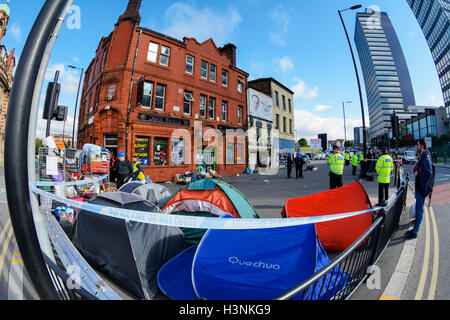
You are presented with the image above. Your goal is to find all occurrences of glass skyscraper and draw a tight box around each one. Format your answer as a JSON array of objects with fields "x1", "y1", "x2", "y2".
[
  {"x1": 406, "y1": 0, "x2": 450, "y2": 116},
  {"x1": 355, "y1": 8, "x2": 416, "y2": 143}
]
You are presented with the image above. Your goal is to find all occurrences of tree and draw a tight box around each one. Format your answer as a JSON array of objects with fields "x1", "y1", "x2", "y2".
[
  {"x1": 298, "y1": 138, "x2": 308, "y2": 147},
  {"x1": 35, "y1": 138, "x2": 43, "y2": 155},
  {"x1": 398, "y1": 134, "x2": 415, "y2": 148},
  {"x1": 437, "y1": 133, "x2": 450, "y2": 146}
]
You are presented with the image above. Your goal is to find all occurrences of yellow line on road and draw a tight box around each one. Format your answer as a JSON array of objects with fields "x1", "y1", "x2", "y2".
[
  {"x1": 0, "y1": 222, "x2": 14, "y2": 276},
  {"x1": 427, "y1": 206, "x2": 439, "y2": 300},
  {"x1": 415, "y1": 206, "x2": 430, "y2": 300}
]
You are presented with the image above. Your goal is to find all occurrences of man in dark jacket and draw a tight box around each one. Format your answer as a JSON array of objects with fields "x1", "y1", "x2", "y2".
[
  {"x1": 114, "y1": 152, "x2": 133, "y2": 189},
  {"x1": 294, "y1": 153, "x2": 304, "y2": 179},
  {"x1": 286, "y1": 153, "x2": 294, "y2": 178},
  {"x1": 405, "y1": 139, "x2": 433, "y2": 239}
]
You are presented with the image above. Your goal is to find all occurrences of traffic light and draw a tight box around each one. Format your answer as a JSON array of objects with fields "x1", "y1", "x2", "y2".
[
  {"x1": 43, "y1": 81, "x2": 61, "y2": 120},
  {"x1": 55, "y1": 106, "x2": 68, "y2": 121},
  {"x1": 391, "y1": 114, "x2": 400, "y2": 139}
]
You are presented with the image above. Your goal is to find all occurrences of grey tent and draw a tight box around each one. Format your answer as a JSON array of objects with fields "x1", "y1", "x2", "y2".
[
  {"x1": 71, "y1": 191, "x2": 188, "y2": 299},
  {"x1": 119, "y1": 182, "x2": 171, "y2": 205}
]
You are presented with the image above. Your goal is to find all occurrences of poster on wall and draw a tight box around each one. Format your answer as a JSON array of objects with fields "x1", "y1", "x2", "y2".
[
  {"x1": 172, "y1": 138, "x2": 185, "y2": 165},
  {"x1": 154, "y1": 137, "x2": 168, "y2": 166},
  {"x1": 226, "y1": 142, "x2": 234, "y2": 164},
  {"x1": 134, "y1": 136, "x2": 149, "y2": 166},
  {"x1": 248, "y1": 88, "x2": 274, "y2": 122}
]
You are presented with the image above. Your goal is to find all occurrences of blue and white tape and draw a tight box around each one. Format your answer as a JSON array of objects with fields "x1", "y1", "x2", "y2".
[
  {"x1": 31, "y1": 175, "x2": 108, "y2": 187},
  {"x1": 29, "y1": 184, "x2": 383, "y2": 230}
]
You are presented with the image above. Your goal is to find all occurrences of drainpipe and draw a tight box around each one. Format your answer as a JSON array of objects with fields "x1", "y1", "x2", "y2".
[{"x1": 125, "y1": 27, "x2": 142, "y2": 156}]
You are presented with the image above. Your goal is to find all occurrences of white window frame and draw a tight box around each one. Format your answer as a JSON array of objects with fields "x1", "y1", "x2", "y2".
[
  {"x1": 183, "y1": 92, "x2": 194, "y2": 115},
  {"x1": 142, "y1": 81, "x2": 154, "y2": 109},
  {"x1": 222, "y1": 69, "x2": 228, "y2": 87},
  {"x1": 209, "y1": 97, "x2": 215, "y2": 119},
  {"x1": 186, "y1": 55, "x2": 194, "y2": 74},
  {"x1": 159, "y1": 45, "x2": 170, "y2": 67},
  {"x1": 200, "y1": 94, "x2": 207, "y2": 119},
  {"x1": 210, "y1": 64, "x2": 217, "y2": 82},
  {"x1": 222, "y1": 101, "x2": 228, "y2": 122},
  {"x1": 147, "y1": 42, "x2": 159, "y2": 63},
  {"x1": 238, "y1": 77, "x2": 244, "y2": 93},
  {"x1": 155, "y1": 84, "x2": 166, "y2": 111},
  {"x1": 201, "y1": 61, "x2": 208, "y2": 79},
  {"x1": 238, "y1": 105, "x2": 243, "y2": 124}
]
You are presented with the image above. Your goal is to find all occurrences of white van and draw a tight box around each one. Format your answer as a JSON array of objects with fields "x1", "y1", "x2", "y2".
[{"x1": 403, "y1": 151, "x2": 417, "y2": 164}]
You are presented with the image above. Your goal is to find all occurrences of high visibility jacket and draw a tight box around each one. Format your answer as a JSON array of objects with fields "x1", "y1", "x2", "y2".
[
  {"x1": 376, "y1": 155, "x2": 394, "y2": 183},
  {"x1": 352, "y1": 154, "x2": 359, "y2": 166},
  {"x1": 329, "y1": 152, "x2": 345, "y2": 175},
  {"x1": 359, "y1": 153, "x2": 364, "y2": 161},
  {"x1": 345, "y1": 153, "x2": 350, "y2": 161}
]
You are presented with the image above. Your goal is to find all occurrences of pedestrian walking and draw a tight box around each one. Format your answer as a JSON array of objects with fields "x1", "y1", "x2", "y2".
[
  {"x1": 375, "y1": 148, "x2": 394, "y2": 206},
  {"x1": 329, "y1": 146, "x2": 344, "y2": 189},
  {"x1": 294, "y1": 153, "x2": 304, "y2": 179},
  {"x1": 114, "y1": 152, "x2": 133, "y2": 189},
  {"x1": 286, "y1": 153, "x2": 294, "y2": 178},
  {"x1": 405, "y1": 139, "x2": 433, "y2": 240}
]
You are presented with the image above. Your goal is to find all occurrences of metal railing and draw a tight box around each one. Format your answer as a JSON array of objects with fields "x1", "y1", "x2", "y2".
[{"x1": 275, "y1": 175, "x2": 409, "y2": 300}]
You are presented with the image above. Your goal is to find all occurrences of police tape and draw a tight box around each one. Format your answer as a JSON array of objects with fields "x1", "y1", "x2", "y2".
[
  {"x1": 31, "y1": 175, "x2": 109, "y2": 187},
  {"x1": 29, "y1": 185, "x2": 383, "y2": 230}
]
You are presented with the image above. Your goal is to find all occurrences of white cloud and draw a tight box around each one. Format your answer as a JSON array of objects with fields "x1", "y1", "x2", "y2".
[
  {"x1": 160, "y1": 3, "x2": 242, "y2": 46},
  {"x1": 45, "y1": 63, "x2": 81, "y2": 96},
  {"x1": 269, "y1": 7, "x2": 290, "y2": 45},
  {"x1": 294, "y1": 109, "x2": 368, "y2": 141},
  {"x1": 269, "y1": 32, "x2": 286, "y2": 46},
  {"x1": 314, "y1": 105, "x2": 332, "y2": 112},
  {"x1": 269, "y1": 8, "x2": 290, "y2": 33},
  {"x1": 36, "y1": 114, "x2": 74, "y2": 139},
  {"x1": 292, "y1": 78, "x2": 319, "y2": 100},
  {"x1": 9, "y1": 23, "x2": 21, "y2": 42},
  {"x1": 279, "y1": 56, "x2": 294, "y2": 72}
]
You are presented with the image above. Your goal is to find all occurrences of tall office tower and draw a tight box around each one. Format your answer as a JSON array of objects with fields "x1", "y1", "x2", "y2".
[
  {"x1": 406, "y1": 0, "x2": 450, "y2": 116},
  {"x1": 355, "y1": 8, "x2": 416, "y2": 144}
]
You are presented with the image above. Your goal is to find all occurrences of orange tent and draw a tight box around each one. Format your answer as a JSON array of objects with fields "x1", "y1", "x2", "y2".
[{"x1": 281, "y1": 181, "x2": 373, "y2": 252}]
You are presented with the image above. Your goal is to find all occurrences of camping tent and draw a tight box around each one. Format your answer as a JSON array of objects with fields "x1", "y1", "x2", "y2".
[
  {"x1": 157, "y1": 216, "x2": 350, "y2": 300},
  {"x1": 281, "y1": 181, "x2": 373, "y2": 252},
  {"x1": 119, "y1": 181, "x2": 171, "y2": 205},
  {"x1": 70, "y1": 192, "x2": 188, "y2": 300},
  {"x1": 160, "y1": 179, "x2": 259, "y2": 244}
]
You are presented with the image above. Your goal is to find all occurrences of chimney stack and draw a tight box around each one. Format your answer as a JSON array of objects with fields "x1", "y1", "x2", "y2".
[
  {"x1": 219, "y1": 43, "x2": 237, "y2": 66},
  {"x1": 117, "y1": 0, "x2": 142, "y2": 25}
]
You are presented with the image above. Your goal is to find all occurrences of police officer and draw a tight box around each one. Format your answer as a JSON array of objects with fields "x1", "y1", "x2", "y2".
[
  {"x1": 352, "y1": 152, "x2": 359, "y2": 176},
  {"x1": 132, "y1": 156, "x2": 143, "y2": 180},
  {"x1": 329, "y1": 146, "x2": 345, "y2": 189},
  {"x1": 375, "y1": 148, "x2": 394, "y2": 205},
  {"x1": 345, "y1": 151, "x2": 350, "y2": 166}
]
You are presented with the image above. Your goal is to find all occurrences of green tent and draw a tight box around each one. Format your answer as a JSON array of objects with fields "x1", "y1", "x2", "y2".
[{"x1": 161, "y1": 179, "x2": 259, "y2": 244}]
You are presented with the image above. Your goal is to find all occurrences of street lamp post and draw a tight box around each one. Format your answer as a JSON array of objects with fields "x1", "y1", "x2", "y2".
[
  {"x1": 338, "y1": 4, "x2": 367, "y2": 157},
  {"x1": 342, "y1": 101, "x2": 352, "y2": 152},
  {"x1": 68, "y1": 65, "x2": 84, "y2": 148}
]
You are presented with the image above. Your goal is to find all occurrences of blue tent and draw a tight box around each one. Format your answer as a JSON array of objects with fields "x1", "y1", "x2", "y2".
[{"x1": 157, "y1": 217, "x2": 350, "y2": 300}]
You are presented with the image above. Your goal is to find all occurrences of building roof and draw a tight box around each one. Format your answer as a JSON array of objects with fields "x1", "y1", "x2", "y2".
[{"x1": 248, "y1": 77, "x2": 294, "y2": 95}]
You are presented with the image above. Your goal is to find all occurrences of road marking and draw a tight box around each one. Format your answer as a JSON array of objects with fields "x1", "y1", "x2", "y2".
[
  {"x1": 0, "y1": 221, "x2": 14, "y2": 277},
  {"x1": 427, "y1": 206, "x2": 439, "y2": 300},
  {"x1": 0, "y1": 218, "x2": 11, "y2": 244},
  {"x1": 415, "y1": 206, "x2": 430, "y2": 300},
  {"x1": 8, "y1": 243, "x2": 24, "y2": 300}
]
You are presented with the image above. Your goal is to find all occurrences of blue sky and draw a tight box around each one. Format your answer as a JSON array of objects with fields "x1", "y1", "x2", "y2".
[{"x1": 2, "y1": 0, "x2": 445, "y2": 140}]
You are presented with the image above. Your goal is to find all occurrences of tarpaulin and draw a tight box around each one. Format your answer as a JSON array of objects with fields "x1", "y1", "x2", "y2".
[{"x1": 282, "y1": 181, "x2": 373, "y2": 252}]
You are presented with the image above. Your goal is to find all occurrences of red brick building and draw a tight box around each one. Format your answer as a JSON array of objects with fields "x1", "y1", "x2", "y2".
[{"x1": 77, "y1": 0, "x2": 249, "y2": 182}]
